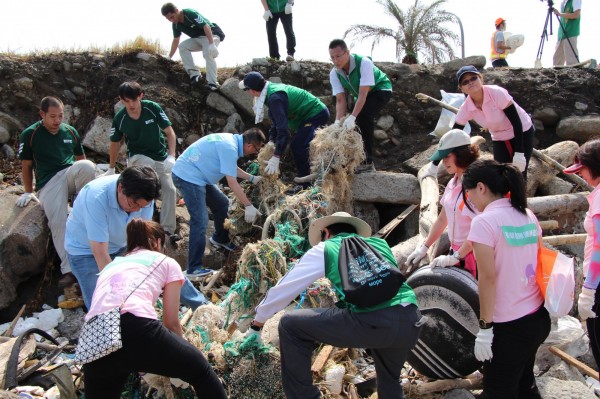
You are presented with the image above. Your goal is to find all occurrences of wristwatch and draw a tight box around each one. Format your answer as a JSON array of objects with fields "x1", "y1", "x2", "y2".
[
  {"x1": 452, "y1": 251, "x2": 463, "y2": 261},
  {"x1": 250, "y1": 321, "x2": 262, "y2": 331},
  {"x1": 479, "y1": 319, "x2": 494, "y2": 329}
]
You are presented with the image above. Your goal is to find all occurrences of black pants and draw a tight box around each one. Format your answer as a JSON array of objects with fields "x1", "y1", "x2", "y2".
[
  {"x1": 479, "y1": 306, "x2": 550, "y2": 399},
  {"x1": 491, "y1": 59, "x2": 509, "y2": 68},
  {"x1": 356, "y1": 90, "x2": 392, "y2": 164},
  {"x1": 492, "y1": 126, "x2": 535, "y2": 180},
  {"x1": 586, "y1": 287, "x2": 600, "y2": 372},
  {"x1": 266, "y1": 12, "x2": 295, "y2": 59},
  {"x1": 83, "y1": 313, "x2": 227, "y2": 399}
]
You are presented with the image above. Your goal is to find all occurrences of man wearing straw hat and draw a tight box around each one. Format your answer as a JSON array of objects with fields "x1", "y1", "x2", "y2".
[{"x1": 247, "y1": 212, "x2": 423, "y2": 399}]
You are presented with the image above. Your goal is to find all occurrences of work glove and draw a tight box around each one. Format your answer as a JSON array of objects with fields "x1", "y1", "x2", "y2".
[
  {"x1": 342, "y1": 115, "x2": 356, "y2": 130},
  {"x1": 578, "y1": 287, "x2": 597, "y2": 320},
  {"x1": 103, "y1": 167, "x2": 116, "y2": 177},
  {"x1": 474, "y1": 327, "x2": 494, "y2": 362},
  {"x1": 285, "y1": 2, "x2": 293, "y2": 14},
  {"x1": 245, "y1": 205, "x2": 261, "y2": 223},
  {"x1": 208, "y1": 43, "x2": 219, "y2": 59},
  {"x1": 406, "y1": 243, "x2": 428, "y2": 266},
  {"x1": 512, "y1": 152, "x2": 526, "y2": 172},
  {"x1": 244, "y1": 328, "x2": 263, "y2": 345},
  {"x1": 16, "y1": 192, "x2": 39, "y2": 207},
  {"x1": 249, "y1": 175, "x2": 262, "y2": 185},
  {"x1": 263, "y1": 10, "x2": 273, "y2": 21},
  {"x1": 264, "y1": 156, "x2": 280, "y2": 175},
  {"x1": 431, "y1": 254, "x2": 460, "y2": 268},
  {"x1": 163, "y1": 155, "x2": 176, "y2": 174},
  {"x1": 421, "y1": 162, "x2": 439, "y2": 180},
  {"x1": 333, "y1": 120, "x2": 340, "y2": 127}
]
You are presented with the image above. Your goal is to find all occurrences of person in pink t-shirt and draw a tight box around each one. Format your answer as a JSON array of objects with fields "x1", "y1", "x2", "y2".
[
  {"x1": 82, "y1": 219, "x2": 226, "y2": 399},
  {"x1": 406, "y1": 129, "x2": 482, "y2": 278},
  {"x1": 453, "y1": 65, "x2": 535, "y2": 179},
  {"x1": 563, "y1": 139, "x2": 600, "y2": 369},
  {"x1": 463, "y1": 159, "x2": 550, "y2": 399}
]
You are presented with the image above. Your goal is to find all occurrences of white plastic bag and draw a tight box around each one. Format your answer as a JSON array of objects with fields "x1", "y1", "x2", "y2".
[{"x1": 429, "y1": 90, "x2": 471, "y2": 138}]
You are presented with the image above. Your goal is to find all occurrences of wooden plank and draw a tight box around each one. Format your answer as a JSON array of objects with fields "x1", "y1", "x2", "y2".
[
  {"x1": 549, "y1": 346, "x2": 598, "y2": 380},
  {"x1": 374, "y1": 204, "x2": 418, "y2": 239},
  {"x1": 310, "y1": 345, "x2": 334, "y2": 374}
]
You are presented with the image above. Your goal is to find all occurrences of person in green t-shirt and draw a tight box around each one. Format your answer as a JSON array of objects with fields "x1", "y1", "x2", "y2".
[
  {"x1": 17, "y1": 96, "x2": 96, "y2": 288},
  {"x1": 552, "y1": 0, "x2": 581, "y2": 66},
  {"x1": 105, "y1": 81, "x2": 178, "y2": 240},
  {"x1": 328, "y1": 39, "x2": 393, "y2": 172},
  {"x1": 160, "y1": 2, "x2": 224, "y2": 91},
  {"x1": 247, "y1": 212, "x2": 423, "y2": 399},
  {"x1": 239, "y1": 71, "x2": 329, "y2": 194},
  {"x1": 261, "y1": 0, "x2": 296, "y2": 61}
]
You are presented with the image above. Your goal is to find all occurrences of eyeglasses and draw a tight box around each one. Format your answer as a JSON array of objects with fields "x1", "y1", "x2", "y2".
[
  {"x1": 125, "y1": 195, "x2": 146, "y2": 211},
  {"x1": 243, "y1": 87, "x2": 250, "y2": 91},
  {"x1": 250, "y1": 143, "x2": 261, "y2": 153},
  {"x1": 460, "y1": 76, "x2": 479, "y2": 86}
]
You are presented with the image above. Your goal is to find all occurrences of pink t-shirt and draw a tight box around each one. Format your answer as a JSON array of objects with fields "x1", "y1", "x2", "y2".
[
  {"x1": 583, "y1": 185, "x2": 600, "y2": 286},
  {"x1": 440, "y1": 175, "x2": 477, "y2": 246},
  {"x1": 455, "y1": 85, "x2": 533, "y2": 141},
  {"x1": 86, "y1": 249, "x2": 184, "y2": 321},
  {"x1": 468, "y1": 198, "x2": 543, "y2": 322}
]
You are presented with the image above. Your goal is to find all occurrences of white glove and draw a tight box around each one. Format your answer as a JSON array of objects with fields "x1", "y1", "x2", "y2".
[
  {"x1": 512, "y1": 152, "x2": 526, "y2": 172},
  {"x1": 431, "y1": 254, "x2": 460, "y2": 268},
  {"x1": 422, "y1": 162, "x2": 439, "y2": 180},
  {"x1": 103, "y1": 167, "x2": 116, "y2": 177},
  {"x1": 170, "y1": 378, "x2": 189, "y2": 389},
  {"x1": 333, "y1": 120, "x2": 340, "y2": 127},
  {"x1": 264, "y1": 156, "x2": 280, "y2": 175},
  {"x1": 163, "y1": 155, "x2": 176, "y2": 174},
  {"x1": 208, "y1": 43, "x2": 219, "y2": 59},
  {"x1": 263, "y1": 10, "x2": 273, "y2": 21},
  {"x1": 245, "y1": 205, "x2": 262, "y2": 223},
  {"x1": 578, "y1": 287, "x2": 597, "y2": 320},
  {"x1": 474, "y1": 327, "x2": 494, "y2": 362},
  {"x1": 16, "y1": 192, "x2": 39, "y2": 207},
  {"x1": 244, "y1": 328, "x2": 263, "y2": 344},
  {"x1": 343, "y1": 115, "x2": 356, "y2": 130},
  {"x1": 406, "y1": 243, "x2": 428, "y2": 266},
  {"x1": 285, "y1": 3, "x2": 293, "y2": 14},
  {"x1": 249, "y1": 175, "x2": 262, "y2": 185}
]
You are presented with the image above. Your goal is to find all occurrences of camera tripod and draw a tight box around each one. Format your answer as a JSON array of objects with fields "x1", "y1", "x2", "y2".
[{"x1": 535, "y1": 0, "x2": 579, "y2": 67}]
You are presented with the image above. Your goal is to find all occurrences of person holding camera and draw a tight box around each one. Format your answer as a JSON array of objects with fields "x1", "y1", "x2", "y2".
[{"x1": 552, "y1": 0, "x2": 581, "y2": 66}]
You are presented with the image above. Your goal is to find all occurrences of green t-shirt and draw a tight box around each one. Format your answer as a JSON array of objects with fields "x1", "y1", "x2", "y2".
[
  {"x1": 323, "y1": 233, "x2": 417, "y2": 313},
  {"x1": 267, "y1": 0, "x2": 287, "y2": 12},
  {"x1": 558, "y1": 0, "x2": 581, "y2": 40},
  {"x1": 110, "y1": 100, "x2": 172, "y2": 161},
  {"x1": 18, "y1": 121, "x2": 84, "y2": 191},
  {"x1": 172, "y1": 9, "x2": 214, "y2": 39},
  {"x1": 335, "y1": 54, "x2": 392, "y2": 100},
  {"x1": 266, "y1": 83, "x2": 326, "y2": 131}
]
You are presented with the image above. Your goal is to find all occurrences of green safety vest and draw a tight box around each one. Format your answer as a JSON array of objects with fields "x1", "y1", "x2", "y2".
[
  {"x1": 558, "y1": 0, "x2": 581, "y2": 40},
  {"x1": 266, "y1": 83, "x2": 326, "y2": 131},
  {"x1": 334, "y1": 54, "x2": 392, "y2": 100}
]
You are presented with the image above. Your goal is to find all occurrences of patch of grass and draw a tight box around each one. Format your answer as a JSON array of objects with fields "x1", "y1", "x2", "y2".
[{"x1": 107, "y1": 36, "x2": 165, "y2": 55}]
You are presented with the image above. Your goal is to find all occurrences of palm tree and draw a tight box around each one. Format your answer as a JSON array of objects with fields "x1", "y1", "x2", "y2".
[{"x1": 344, "y1": 0, "x2": 459, "y2": 64}]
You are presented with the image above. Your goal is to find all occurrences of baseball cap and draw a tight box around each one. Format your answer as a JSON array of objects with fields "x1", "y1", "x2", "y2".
[
  {"x1": 563, "y1": 162, "x2": 584, "y2": 174},
  {"x1": 430, "y1": 129, "x2": 473, "y2": 161},
  {"x1": 238, "y1": 71, "x2": 265, "y2": 91},
  {"x1": 495, "y1": 18, "x2": 506, "y2": 27},
  {"x1": 456, "y1": 65, "x2": 481, "y2": 84}
]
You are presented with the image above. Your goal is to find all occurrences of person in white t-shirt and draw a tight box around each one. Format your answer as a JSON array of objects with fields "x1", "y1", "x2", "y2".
[
  {"x1": 81, "y1": 218, "x2": 226, "y2": 399},
  {"x1": 463, "y1": 159, "x2": 550, "y2": 399}
]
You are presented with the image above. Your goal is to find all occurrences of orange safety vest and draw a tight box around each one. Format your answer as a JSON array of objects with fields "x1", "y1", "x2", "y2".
[{"x1": 490, "y1": 31, "x2": 507, "y2": 61}]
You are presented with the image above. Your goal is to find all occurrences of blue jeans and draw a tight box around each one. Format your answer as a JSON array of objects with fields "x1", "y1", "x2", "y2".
[
  {"x1": 68, "y1": 249, "x2": 125, "y2": 309},
  {"x1": 68, "y1": 250, "x2": 208, "y2": 310},
  {"x1": 172, "y1": 174, "x2": 229, "y2": 272}
]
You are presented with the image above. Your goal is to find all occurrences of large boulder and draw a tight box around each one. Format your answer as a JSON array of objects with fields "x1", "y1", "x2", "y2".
[{"x1": 556, "y1": 116, "x2": 600, "y2": 143}]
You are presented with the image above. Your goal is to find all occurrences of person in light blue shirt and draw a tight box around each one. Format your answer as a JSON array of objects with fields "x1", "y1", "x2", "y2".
[{"x1": 171, "y1": 128, "x2": 266, "y2": 279}]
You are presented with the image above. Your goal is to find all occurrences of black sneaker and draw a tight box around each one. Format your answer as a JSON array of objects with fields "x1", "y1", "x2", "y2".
[
  {"x1": 207, "y1": 82, "x2": 220, "y2": 91},
  {"x1": 190, "y1": 75, "x2": 202, "y2": 86},
  {"x1": 355, "y1": 162, "x2": 376, "y2": 174},
  {"x1": 209, "y1": 236, "x2": 236, "y2": 251}
]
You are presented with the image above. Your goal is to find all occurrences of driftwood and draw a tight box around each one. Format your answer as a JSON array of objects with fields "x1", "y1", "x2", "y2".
[
  {"x1": 374, "y1": 205, "x2": 417, "y2": 239},
  {"x1": 528, "y1": 192, "x2": 589, "y2": 217},
  {"x1": 413, "y1": 375, "x2": 483, "y2": 395},
  {"x1": 180, "y1": 309, "x2": 193, "y2": 327},
  {"x1": 539, "y1": 220, "x2": 559, "y2": 230},
  {"x1": 549, "y1": 346, "x2": 599, "y2": 380},
  {"x1": 2, "y1": 306, "x2": 25, "y2": 338},
  {"x1": 311, "y1": 345, "x2": 334, "y2": 375},
  {"x1": 542, "y1": 234, "x2": 586, "y2": 245}
]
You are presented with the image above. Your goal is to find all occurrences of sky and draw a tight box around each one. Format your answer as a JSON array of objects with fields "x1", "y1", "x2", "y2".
[{"x1": 0, "y1": 0, "x2": 597, "y2": 70}]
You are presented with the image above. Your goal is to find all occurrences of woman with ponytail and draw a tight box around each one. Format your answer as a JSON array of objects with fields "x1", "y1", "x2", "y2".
[
  {"x1": 82, "y1": 218, "x2": 226, "y2": 399},
  {"x1": 462, "y1": 159, "x2": 550, "y2": 399}
]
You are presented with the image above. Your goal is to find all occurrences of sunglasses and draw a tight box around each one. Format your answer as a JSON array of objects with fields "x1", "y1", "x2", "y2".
[{"x1": 460, "y1": 75, "x2": 479, "y2": 86}]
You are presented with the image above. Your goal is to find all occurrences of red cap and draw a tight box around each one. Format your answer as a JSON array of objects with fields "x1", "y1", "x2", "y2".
[
  {"x1": 563, "y1": 162, "x2": 583, "y2": 174},
  {"x1": 495, "y1": 18, "x2": 506, "y2": 26}
]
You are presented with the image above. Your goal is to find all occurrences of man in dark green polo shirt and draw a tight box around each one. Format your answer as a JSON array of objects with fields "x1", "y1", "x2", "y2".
[
  {"x1": 17, "y1": 96, "x2": 96, "y2": 287},
  {"x1": 105, "y1": 81, "x2": 178, "y2": 239},
  {"x1": 161, "y1": 2, "x2": 225, "y2": 91},
  {"x1": 239, "y1": 72, "x2": 329, "y2": 193}
]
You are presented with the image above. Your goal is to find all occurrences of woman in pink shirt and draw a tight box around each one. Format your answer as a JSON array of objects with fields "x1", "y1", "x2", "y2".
[
  {"x1": 463, "y1": 159, "x2": 550, "y2": 399},
  {"x1": 563, "y1": 139, "x2": 600, "y2": 369},
  {"x1": 453, "y1": 65, "x2": 535, "y2": 179},
  {"x1": 406, "y1": 129, "x2": 482, "y2": 278},
  {"x1": 82, "y1": 219, "x2": 226, "y2": 399}
]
